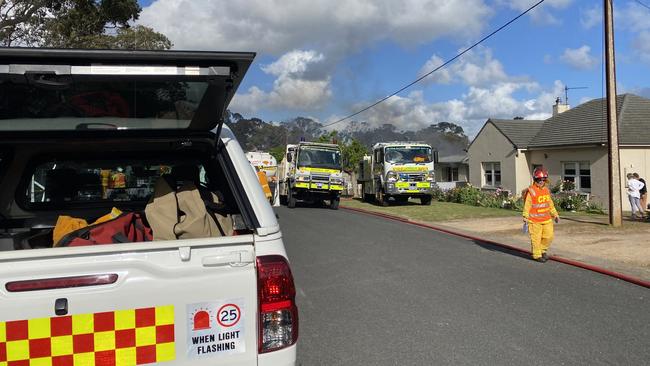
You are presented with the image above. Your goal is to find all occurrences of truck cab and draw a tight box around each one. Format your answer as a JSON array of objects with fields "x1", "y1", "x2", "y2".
[
  {"x1": 358, "y1": 142, "x2": 437, "y2": 206},
  {"x1": 278, "y1": 142, "x2": 343, "y2": 210},
  {"x1": 0, "y1": 48, "x2": 297, "y2": 366}
]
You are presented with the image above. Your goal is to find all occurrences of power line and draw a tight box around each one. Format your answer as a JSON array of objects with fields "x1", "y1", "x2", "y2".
[
  {"x1": 635, "y1": 0, "x2": 650, "y2": 11},
  {"x1": 323, "y1": 0, "x2": 546, "y2": 128}
]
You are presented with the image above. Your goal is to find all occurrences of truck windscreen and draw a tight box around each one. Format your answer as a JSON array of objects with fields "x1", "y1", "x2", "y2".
[
  {"x1": 297, "y1": 148, "x2": 341, "y2": 170},
  {"x1": 385, "y1": 147, "x2": 432, "y2": 164}
]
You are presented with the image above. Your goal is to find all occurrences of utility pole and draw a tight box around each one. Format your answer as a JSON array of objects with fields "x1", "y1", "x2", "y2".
[{"x1": 604, "y1": 0, "x2": 622, "y2": 227}]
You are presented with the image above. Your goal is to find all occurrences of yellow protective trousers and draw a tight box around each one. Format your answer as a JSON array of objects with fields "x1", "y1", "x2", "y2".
[{"x1": 528, "y1": 220, "x2": 554, "y2": 259}]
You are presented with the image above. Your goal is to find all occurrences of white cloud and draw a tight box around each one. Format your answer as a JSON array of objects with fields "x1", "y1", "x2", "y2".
[
  {"x1": 499, "y1": 0, "x2": 573, "y2": 25},
  {"x1": 580, "y1": 5, "x2": 601, "y2": 29},
  {"x1": 230, "y1": 49, "x2": 332, "y2": 113},
  {"x1": 333, "y1": 80, "x2": 565, "y2": 137},
  {"x1": 560, "y1": 45, "x2": 598, "y2": 70},
  {"x1": 261, "y1": 50, "x2": 325, "y2": 78},
  {"x1": 418, "y1": 55, "x2": 452, "y2": 84},
  {"x1": 139, "y1": 0, "x2": 492, "y2": 56},
  {"x1": 419, "y1": 47, "x2": 514, "y2": 87}
]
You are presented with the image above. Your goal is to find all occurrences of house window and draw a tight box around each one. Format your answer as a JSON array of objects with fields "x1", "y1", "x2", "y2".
[
  {"x1": 445, "y1": 167, "x2": 459, "y2": 182},
  {"x1": 482, "y1": 162, "x2": 501, "y2": 187},
  {"x1": 562, "y1": 162, "x2": 591, "y2": 192}
]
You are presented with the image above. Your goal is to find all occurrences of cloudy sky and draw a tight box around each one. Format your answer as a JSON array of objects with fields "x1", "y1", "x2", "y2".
[{"x1": 137, "y1": 0, "x2": 650, "y2": 136}]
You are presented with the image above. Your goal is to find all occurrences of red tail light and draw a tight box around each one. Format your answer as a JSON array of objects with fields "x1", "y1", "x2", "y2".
[{"x1": 257, "y1": 255, "x2": 298, "y2": 353}]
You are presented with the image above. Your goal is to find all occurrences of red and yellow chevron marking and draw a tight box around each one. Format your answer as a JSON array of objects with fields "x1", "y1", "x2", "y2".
[{"x1": 0, "y1": 305, "x2": 175, "y2": 366}]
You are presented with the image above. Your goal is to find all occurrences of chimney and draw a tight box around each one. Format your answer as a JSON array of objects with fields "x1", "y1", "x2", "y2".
[{"x1": 553, "y1": 97, "x2": 570, "y2": 116}]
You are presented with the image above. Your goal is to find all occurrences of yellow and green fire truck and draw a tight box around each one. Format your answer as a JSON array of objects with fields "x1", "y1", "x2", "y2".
[
  {"x1": 278, "y1": 142, "x2": 344, "y2": 209},
  {"x1": 358, "y1": 141, "x2": 437, "y2": 206}
]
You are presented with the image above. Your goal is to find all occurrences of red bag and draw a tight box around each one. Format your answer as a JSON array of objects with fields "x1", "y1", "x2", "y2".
[{"x1": 58, "y1": 212, "x2": 152, "y2": 247}]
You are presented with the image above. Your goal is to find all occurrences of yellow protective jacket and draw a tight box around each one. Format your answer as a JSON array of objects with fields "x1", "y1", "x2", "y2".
[
  {"x1": 522, "y1": 184, "x2": 558, "y2": 224},
  {"x1": 257, "y1": 171, "x2": 272, "y2": 199}
]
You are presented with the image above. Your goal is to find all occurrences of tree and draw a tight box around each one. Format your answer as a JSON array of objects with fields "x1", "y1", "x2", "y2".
[
  {"x1": 269, "y1": 146, "x2": 286, "y2": 164},
  {"x1": 0, "y1": 0, "x2": 51, "y2": 46},
  {"x1": 1, "y1": 0, "x2": 171, "y2": 49},
  {"x1": 341, "y1": 138, "x2": 367, "y2": 172}
]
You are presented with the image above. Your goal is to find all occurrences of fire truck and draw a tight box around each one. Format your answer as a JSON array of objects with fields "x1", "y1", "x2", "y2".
[
  {"x1": 358, "y1": 141, "x2": 437, "y2": 206},
  {"x1": 278, "y1": 142, "x2": 344, "y2": 209}
]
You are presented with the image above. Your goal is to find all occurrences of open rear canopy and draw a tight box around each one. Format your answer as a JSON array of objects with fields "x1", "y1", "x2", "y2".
[{"x1": 0, "y1": 48, "x2": 255, "y2": 132}]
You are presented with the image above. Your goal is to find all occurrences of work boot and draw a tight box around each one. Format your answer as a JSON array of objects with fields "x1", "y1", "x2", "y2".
[
  {"x1": 542, "y1": 252, "x2": 549, "y2": 261},
  {"x1": 533, "y1": 256, "x2": 547, "y2": 263}
]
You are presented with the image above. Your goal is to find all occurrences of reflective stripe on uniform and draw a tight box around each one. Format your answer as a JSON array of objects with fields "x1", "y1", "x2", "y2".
[{"x1": 0, "y1": 305, "x2": 175, "y2": 366}]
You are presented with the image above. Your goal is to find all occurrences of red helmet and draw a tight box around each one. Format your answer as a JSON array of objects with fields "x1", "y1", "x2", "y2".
[{"x1": 533, "y1": 167, "x2": 548, "y2": 180}]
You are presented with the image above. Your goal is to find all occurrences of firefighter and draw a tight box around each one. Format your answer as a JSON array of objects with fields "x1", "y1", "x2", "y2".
[{"x1": 523, "y1": 167, "x2": 559, "y2": 262}]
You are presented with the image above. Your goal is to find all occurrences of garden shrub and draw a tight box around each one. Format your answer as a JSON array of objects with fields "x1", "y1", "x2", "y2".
[{"x1": 434, "y1": 183, "x2": 597, "y2": 214}]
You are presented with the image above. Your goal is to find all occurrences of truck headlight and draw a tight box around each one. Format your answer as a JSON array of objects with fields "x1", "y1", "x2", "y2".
[
  {"x1": 387, "y1": 171, "x2": 398, "y2": 182},
  {"x1": 426, "y1": 171, "x2": 435, "y2": 182},
  {"x1": 296, "y1": 171, "x2": 310, "y2": 181}
]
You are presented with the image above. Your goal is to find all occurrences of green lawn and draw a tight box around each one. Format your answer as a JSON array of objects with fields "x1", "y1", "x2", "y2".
[{"x1": 341, "y1": 199, "x2": 520, "y2": 222}]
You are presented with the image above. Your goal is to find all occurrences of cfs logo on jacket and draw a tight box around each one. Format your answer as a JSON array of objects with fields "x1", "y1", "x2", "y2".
[{"x1": 537, "y1": 195, "x2": 551, "y2": 203}]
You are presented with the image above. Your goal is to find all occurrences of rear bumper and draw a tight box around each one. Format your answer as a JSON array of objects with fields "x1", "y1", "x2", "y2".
[
  {"x1": 385, "y1": 182, "x2": 433, "y2": 195},
  {"x1": 258, "y1": 343, "x2": 297, "y2": 366}
]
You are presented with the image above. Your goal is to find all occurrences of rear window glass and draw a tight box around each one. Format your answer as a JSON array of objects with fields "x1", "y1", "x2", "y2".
[
  {"x1": 27, "y1": 160, "x2": 207, "y2": 205},
  {"x1": 0, "y1": 80, "x2": 208, "y2": 131}
]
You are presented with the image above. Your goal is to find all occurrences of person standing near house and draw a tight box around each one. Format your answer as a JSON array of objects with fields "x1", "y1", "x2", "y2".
[
  {"x1": 523, "y1": 167, "x2": 559, "y2": 263},
  {"x1": 633, "y1": 173, "x2": 647, "y2": 217},
  {"x1": 627, "y1": 173, "x2": 645, "y2": 219}
]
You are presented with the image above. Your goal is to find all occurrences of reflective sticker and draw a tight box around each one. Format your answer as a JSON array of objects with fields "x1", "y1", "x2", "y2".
[
  {"x1": 0, "y1": 305, "x2": 175, "y2": 366},
  {"x1": 186, "y1": 300, "x2": 245, "y2": 359},
  {"x1": 300, "y1": 167, "x2": 340, "y2": 174},
  {"x1": 392, "y1": 166, "x2": 428, "y2": 172}
]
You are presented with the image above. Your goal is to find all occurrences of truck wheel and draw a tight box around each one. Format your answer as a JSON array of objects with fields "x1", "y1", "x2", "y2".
[
  {"x1": 288, "y1": 190, "x2": 296, "y2": 208},
  {"x1": 363, "y1": 193, "x2": 373, "y2": 203},
  {"x1": 420, "y1": 195, "x2": 432, "y2": 206},
  {"x1": 377, "y1": 190, "x2": 390, "y2": 207},
  {"x1": 330, "y1": 197, "x2": 340, "y2": 210}
]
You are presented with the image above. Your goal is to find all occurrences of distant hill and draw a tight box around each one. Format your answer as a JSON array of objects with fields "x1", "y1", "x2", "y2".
[{"x1": 225, "y1": 111, "x2": 469, "y2": 156}]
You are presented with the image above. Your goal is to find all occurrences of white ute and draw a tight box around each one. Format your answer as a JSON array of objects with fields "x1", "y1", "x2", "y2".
[{"x1": 0, "y1": 48, "x2": 297, "y2": 366}]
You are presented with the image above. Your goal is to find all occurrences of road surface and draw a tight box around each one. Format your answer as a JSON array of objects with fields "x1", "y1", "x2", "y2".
[{"x1": 277, "y1": 205, "x2": 650, "y2": 365}]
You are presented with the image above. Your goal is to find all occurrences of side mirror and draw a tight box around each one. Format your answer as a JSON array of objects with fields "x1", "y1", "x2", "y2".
[
  {"x1": 433, "y1": 151, "x2": 439, "y2": 164},
  {"x1": 286, "y1": 153, "x2": 293, "y2": 163}
]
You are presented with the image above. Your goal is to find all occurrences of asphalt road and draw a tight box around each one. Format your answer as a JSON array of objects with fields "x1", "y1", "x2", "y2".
[{"x1": 276, "y1": 205, "x2": 650, "y2": 366}]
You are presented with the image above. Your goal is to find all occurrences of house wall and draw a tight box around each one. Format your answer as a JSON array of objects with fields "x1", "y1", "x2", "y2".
[
  {"x1": 620, "y1": 147, "x2": 650, "y2": 211},
  {"x1": 467, "y1": 123, "x2": 517, "y2": 193},
  {"x1": 527, "y1": 147, "x2": 609, "y2": 206},
  {"x1": 514, "y1": 151, "x2": 532, "y2": 196}
]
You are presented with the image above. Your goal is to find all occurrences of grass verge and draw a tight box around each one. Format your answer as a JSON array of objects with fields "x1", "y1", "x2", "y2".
[{"x1": 341, "y1": 198, "x2": 519, "y2": 222}]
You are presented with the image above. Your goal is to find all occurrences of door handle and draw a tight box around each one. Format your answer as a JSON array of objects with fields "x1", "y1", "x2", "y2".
[{"x1": 202, "y1": 251, "x2": 254, "y2": 267}]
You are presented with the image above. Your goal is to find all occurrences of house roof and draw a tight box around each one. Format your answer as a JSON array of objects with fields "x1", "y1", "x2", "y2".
[
  {"x1": 529, "y1": 94, "x2": 650, "y2": 148},
  {"x1": 438, "y1": 154, "x2": 468, "y2": 164},
  {"x1": 488, "y1": 119, "x2": 545, "y2": 148},
  {"x1": 472, "y1": 94, "x2": 650, "y2": 150}
]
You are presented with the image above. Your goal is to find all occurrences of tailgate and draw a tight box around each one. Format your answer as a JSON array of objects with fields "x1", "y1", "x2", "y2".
[{"x1": 0, "y1": 236, "x2": 258, "y2": 366}]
